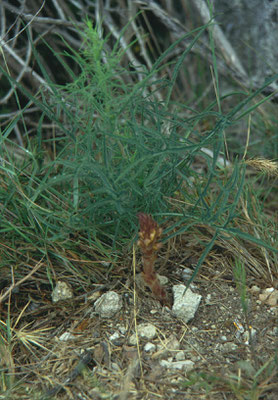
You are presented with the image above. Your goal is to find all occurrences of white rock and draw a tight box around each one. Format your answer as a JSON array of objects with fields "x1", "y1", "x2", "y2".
[
  {"x1": 172, "y1": 285, "x2": 202, "y2": 323},
  {"x1": 250, "y1": 285, "x2": 260, "y2": 293},
  {"x1": 52, "y1": 281, "x2": 73, "y2": 303},
  {"x1": 175, "y1": 351, "x2": 186, "y2": 361},
  {"x1": 94, "y1": 291, "x2": 122, "y2": 318},
  {"x1": 118, "y1": 326, "x2": 127, "y2": 334},
  {"x1": 260, "y1": 288, "x2": 278, "y2": 306},
  {"x1": 128, "y1": 334, "x2": 137, "y2": 345},
  {"x1": 58, "y1": 332, "x2": 75, "y2": 341},
  {"x1": 157, "y1": 274, "x2": 169, "y2": 285},
  {"x1": 205, "y1": 294, "x2": 212, "y2": 304},
  {"x1": 128, "y1": 323, "x2": 157, "y2": 345},
  {"x1": 160, "y1": 359, "x2": 195, "y2": 371},
  {"x1": 137, "y1": 323, "x2": 157, "y2": 340},
  {"x1": 265, "y1": 287, "x2": 275, "y2": 293},
  {"x1": 109, "y1": 331, "x2": 120, "y2": 341},
  {"x1": 144, "y1": 342, "x2": 156, "y2": 353},
  {"x1": 181, "y1": 267, "x2": 193, "y2": 281}
]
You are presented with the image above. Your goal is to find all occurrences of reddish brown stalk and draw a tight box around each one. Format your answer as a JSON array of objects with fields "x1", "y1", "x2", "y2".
[{"x1": 137, "y1": 213, "x2": 170, "y2": 306}]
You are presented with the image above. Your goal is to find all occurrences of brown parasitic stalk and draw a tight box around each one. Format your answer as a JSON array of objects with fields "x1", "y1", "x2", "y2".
[{"x1": 137, "y1": 213, "x2": 170, "y2": 306}]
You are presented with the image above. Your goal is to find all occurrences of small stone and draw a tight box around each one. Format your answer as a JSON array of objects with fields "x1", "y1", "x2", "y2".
[
  {"x1": 268, "y1": 291, "x2": 278, "y2": 306},
  {"x1": 52, "y1": 281, "x2": 73, "y2": 303},
  {"x1": 144, "y1": 343, "x2": 156, "y2": 353},
  {"x1": 128, "y1": 334, "x2": 137, "y2": 345},
  {"x1": 172, "y1": 285, "x2": 202, "y2": 323},
  {"x1": 118, "y1": 326, "x2": 127, "y2": 335},
  {"x1": 58, "y1": 332, "x2": 75, "y2": 341},
  {"x1": 205, "y1": 294, "x2": 212, "y2": 304},
  {"x1": 220, "y1": 335, "x2": 227, "y2": 342},
  {"x1": 181, "y1": 267, "x2": 193, "y2": 281},
  {"x1": 94, "y1": 291, "x2": 122, "y2": 318},
  {"x1": 250, "y1": 285, "x2": 260, "y2": 293},
  {"x1": 128, "y1": 324, "x2": 157, "y2": 344},
  {"x1": 109, "y1": 332, "x2": 120, "y2": 341},
  {"x1": 265, "y1": 287, "x2": 275, "y2": 293},
  {"x1": 259, "y1": 288, "x2": 278, "y2": 306},
  {"x1": 157, "y1": 274, "x2": 169, "y2": 285},
  {"x1": 259, "y1": 294, "x2": 269, "y2": 302},
  {"x1": 175, "y1": 351, "x2": 186, "y2": 361},
  {"x1": 160, "y1": 359, "x2": 195, "y2": 371},
  {"x1": 137, "y1": 323, "x2": 157, "y2": 340}
]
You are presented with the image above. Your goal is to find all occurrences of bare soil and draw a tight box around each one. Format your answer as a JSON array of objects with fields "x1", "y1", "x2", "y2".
[{"x1": 1, "y1": 246, "x2": 277, "y2": 400}]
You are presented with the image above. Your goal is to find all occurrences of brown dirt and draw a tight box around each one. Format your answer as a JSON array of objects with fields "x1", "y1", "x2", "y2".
[{"x1": 1, "y1": 245, "x2": 277, "y2": 400}]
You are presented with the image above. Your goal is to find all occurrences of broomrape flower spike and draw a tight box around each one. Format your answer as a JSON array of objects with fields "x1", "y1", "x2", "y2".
[{"x1": 137, "y1": 213, "x2": 170, "y2": 306}]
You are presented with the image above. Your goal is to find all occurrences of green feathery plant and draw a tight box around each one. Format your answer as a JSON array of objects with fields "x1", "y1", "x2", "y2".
[{"x1": 1, "y1": 19, "x2": 277, "y2": 267}]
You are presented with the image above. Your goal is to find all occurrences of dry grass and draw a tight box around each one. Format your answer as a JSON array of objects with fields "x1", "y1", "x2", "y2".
[
  {"x1": 0, "y1": 162, "x2": 277, "y2": 399},
  {"x1": 0, "y1": 2, "x2": 277, "y2": 399}
]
